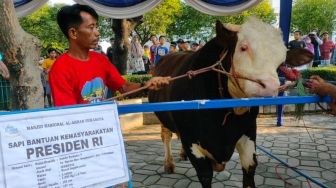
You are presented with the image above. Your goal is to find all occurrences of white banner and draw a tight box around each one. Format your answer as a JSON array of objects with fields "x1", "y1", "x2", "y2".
[
  {"x1": 74, "y1": 0, "x2": 164, "y2": 19},
  {"x1": 0, "y1": 102, "x2": 129, "y2": 188},
  {"x1": 185, "y1": 0, "x2": 262, "y2": 16}
]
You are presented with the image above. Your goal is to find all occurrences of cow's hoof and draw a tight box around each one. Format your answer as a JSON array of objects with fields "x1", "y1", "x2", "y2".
[{"x1": 164, "y1": 163, "x2": 175, "y2": 174}]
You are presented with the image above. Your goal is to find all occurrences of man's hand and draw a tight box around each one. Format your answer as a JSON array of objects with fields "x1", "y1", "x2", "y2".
[
  {"x1": 145, "y1": 76, "x2": 171, "y2": 90},
  {"x1": 308, "y1": 75, "x2": 336, "y2": 115},
  {"x1": 308, "y1": 75, "x2": 329, "y2": 96}
]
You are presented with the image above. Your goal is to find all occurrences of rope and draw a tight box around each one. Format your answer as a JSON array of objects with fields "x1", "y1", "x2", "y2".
[
  {"x1": 274, "y1": 164, "x2": 312, "y2": 188},
  {"x1": 106, "y1": 57, "x2": 264, "y2": 100}
]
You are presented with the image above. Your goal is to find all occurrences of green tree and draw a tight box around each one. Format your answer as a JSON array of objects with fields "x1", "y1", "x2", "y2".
[
  {"x1": 0, "y1": 0, "x2": 43, "y2": 109},
  {"x1": 135, "y1": 0, "x2": 182, "y2": 44},
  {"x1": 167, "y1": 0, "x2": 276, "y2": 40},
  {"x1": 19, "y1": 4, "x2": 68, "y2": 55},
  {"x1": 291, "y1": 0, "x2": 336, "y2": 34}
]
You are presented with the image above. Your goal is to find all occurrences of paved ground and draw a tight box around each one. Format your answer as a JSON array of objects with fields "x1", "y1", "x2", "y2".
[{"x1": 120, "y1": 114, "x2": 336, "y2": 188}]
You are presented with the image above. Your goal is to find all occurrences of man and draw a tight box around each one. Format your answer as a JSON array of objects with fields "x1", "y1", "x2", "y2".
[
  {"x1": 319, "y1": 32, "x2": 335, "y2": 66},
  {"x1": 177, "y1": 39, "x2": 189, "y2": 52},
  {"x1": 42, "y1": 48, "x2": 57, "y2": 107},
  {"x1": 50, "y1": 4, "x2": 169, "y2": 106},
  {"x1": 309, "y1": 30, "x2": 323, "y2": 67},
  {"x1": 177, "y1": 39, "x2": 190, "y2": 52},
  {"x1": 154, "y1": 36, "x2": 169, "y2": 66},
  {"x1": 288, "y1": 30, "x2": 306, "y2": 49},
  {"x1": 106, "y1": 37, "x2": 114, "y2": 63},
  {"x1": 308, "y1": 75, "x2": 336, "y2": 115}
]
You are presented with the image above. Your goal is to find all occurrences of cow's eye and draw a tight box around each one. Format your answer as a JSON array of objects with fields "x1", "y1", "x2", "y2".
[{"x1": 241, "y1": 45, "x2": 248, "y2": 51}]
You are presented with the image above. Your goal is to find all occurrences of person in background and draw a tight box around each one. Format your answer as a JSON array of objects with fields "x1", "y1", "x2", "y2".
[
  {"x1": 154, "y1": 35, "x2": 169, "y2": 66},
  {"x1": 0, "y1": 52, "x2": 10, "y2": 80},
  {"x1": 149, "y1": 35, "x2": 159, "y2": 64},
  {"x1": 129, "y1": 35, "x2": 145, "y2": 74},
  {"x1": 50, "y1": 4, "x2": 170, "y2": 106},
  {"x1": 106, "y1": 37, "x2": 114, "y2": 63},
  {"x1": 180, "y1": 40, "x2": 190, "y2": 51},
  {"x1": 309, "y1": 30, "x2": 323, "y2": 67},
  {"x1": 302, "y1": 35, "x2": 315, "y2": 68},
  {"x1": 308, "y1": 75, "x2": 336, "y2": 115},
  {"x1": 42, "y1": 48, "x2": 57, "y2": 107},
  {"x1": 288, "y1": 30, "x2": 306, "y2": 49},
  {"x1": 331, "y1": 38, "x2": 336, "y2": 64},
  {"x1": 191, "y1": 42, "x2": 199, "y2": 51},
  {"x1": 143, "y1": 45, "x2": 150, "y2": 73},
  {"x1": 38, "y1": 57, "x2": 47, "y2": 107},
  {"x1": 169, "y1": 42, "x2": 177, "y2": 53},
  {"x1": 319, "y1": 32, "x2": 335, "y2": 66}
]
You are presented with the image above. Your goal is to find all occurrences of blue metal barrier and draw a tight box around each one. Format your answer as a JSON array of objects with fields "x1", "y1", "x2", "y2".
[
  {"x1": 257, "y1": 146, "x2": 329, "y2": 188},
  {"x1": 118, "y1": 95, "x2": 332, "y2": 114}
]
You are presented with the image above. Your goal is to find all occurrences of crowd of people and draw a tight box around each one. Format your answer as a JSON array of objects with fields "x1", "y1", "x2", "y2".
[{"x1": 288, "y1": 30, "x2": 335, "y2": 69}]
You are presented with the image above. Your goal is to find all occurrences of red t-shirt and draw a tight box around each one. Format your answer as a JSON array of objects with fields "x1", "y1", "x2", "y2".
[{"x1": 49, "y1": 51, "x2": 125, "y2": 106}]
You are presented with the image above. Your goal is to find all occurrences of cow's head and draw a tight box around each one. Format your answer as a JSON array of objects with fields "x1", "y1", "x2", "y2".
[{"x1": 216, "y1": 17, "x2": 312, "y2": 114}]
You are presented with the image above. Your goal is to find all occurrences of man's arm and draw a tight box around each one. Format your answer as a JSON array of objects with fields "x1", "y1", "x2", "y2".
[{"x1": 119, "y1": 77, "x2": 170, "y2": 93}]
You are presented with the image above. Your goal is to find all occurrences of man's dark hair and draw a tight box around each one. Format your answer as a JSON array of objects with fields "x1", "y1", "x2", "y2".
[
  {"x1": 57, "y1": 4, "x2": 99, "y2": 38},
  {"x1": 48, "y1": 48, "x2": 57, "y2": 54},
  {"x1": 294, "y1": 30, "x2": 302, "y2": 35},
  {"x1": 192, "y1": 42, "x2": 199, "y2": 46},
  {"x1": 159, "y1": 35, "x2": 166, "y2": 40}
]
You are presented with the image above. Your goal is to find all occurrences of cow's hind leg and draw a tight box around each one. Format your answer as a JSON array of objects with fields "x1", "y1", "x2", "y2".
[
  {"x1": 161, "y1": 125, "x2": 175, "y2": 173},
  {"x1": 236, "y1": 135, "x2": 258, "y2": 188}
]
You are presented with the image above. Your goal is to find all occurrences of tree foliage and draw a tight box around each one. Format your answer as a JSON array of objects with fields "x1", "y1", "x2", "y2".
[
  {"x1": 135, "y1": 0, "x2": 182, "y2": 44},
  {"x1": 19, "y1": 4, "x2": 68, "y2": 55},
  {"x1": 291, "y1": 0, "x2": 336, "y2": 35},
  {"x1": 167, "y1": 0, "x2": 276, "y2": 41}
]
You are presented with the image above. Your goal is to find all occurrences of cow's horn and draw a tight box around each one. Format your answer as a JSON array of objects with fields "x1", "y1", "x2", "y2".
[{"x1": 224, "y1": 23, "x2": 241, "y2": 32}]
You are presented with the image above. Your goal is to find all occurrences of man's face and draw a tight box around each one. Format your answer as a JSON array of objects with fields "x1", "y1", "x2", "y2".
[
  {"x1": 110, "y1": 40, "x2": 114, "y2": 46},
  {"x1": 151, "y1": 36, "x2": 157, "y2": 43},
  {"x1": 323, "y1": 33, "x2": 329, "y2": 40},
  {"x1": 159, "y1": 37, "x2": 165, "y2": 45},
  {"x1": 294, "y1": 32, "x2": 301, "y2": 40},
  {"x1": 74, "y1": 11, "x2": 100, "y2": 49}
]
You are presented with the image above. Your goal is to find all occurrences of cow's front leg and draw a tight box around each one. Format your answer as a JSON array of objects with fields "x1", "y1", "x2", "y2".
[
  {"x1": 236, "y1": 135, "x2": 258, "y2": 188},
  {"x1": 161, "y1": 125, "x2": 175, "y2": 173},
  {"x1": 184, "y1": 142, "x2": 213, "y2": 188}
]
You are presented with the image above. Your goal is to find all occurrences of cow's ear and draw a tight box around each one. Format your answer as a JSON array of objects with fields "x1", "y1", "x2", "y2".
[
  {"x1": 216, "y1": 20, "x2": 225, "y2": 36},
  {"x1": 285, "y1": 48, "x2": 314, "y2": 67}
]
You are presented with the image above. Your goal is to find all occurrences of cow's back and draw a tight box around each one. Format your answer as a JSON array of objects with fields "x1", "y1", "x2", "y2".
[{"x1": 148, "y1": 51, "x2": 195, "y2": 132}]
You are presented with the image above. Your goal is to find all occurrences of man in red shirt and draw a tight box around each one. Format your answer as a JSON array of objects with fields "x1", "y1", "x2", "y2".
[
  {"x1": 50, "y1": 4, "x2": 170, "y2": 106},
  {"x1": 319, "y1": 32, "x2": 335, "y2": 66}
]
